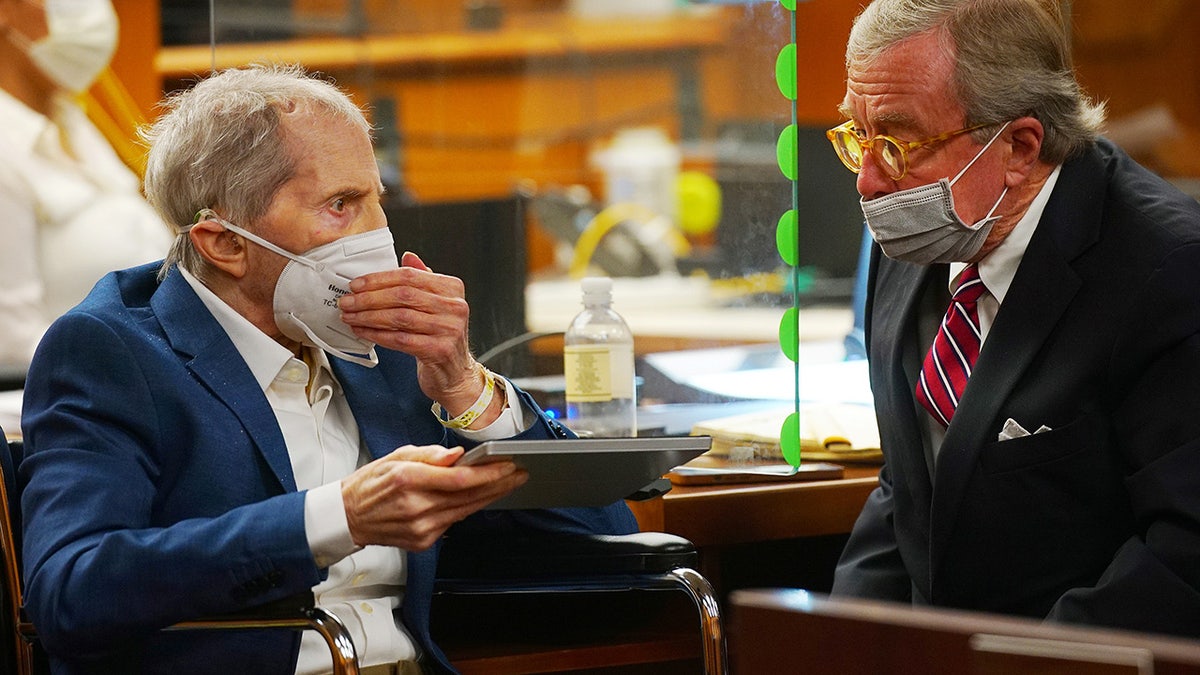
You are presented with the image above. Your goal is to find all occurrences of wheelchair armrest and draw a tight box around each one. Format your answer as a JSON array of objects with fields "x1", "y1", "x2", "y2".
[
  {"x1": 170, "y1": 591, "x2": 318, "y2": 625},
  {"x1": 434, "y1": 532, "x2": 727, "y2": 673},
  {"x1": 10, "y1": 593, "x2": 360, "y2": 675},
  {"x1": 437, "y1": 531, "x2": 699, "y2": 580},
  {"x1": 167, "y1": 591, "x2": 359, "y2": 675}
]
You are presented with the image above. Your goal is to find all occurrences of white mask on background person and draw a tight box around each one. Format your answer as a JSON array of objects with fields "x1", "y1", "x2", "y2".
[
  {"x1": 187, "y1": 210, "x2": 400, "y2": 367},
  {"x1": 7, "y1": 0, "x2": 119, "y2": 93},
  {"x1": 860, "y1": 122, "x2": 1011, "y2": 265}
]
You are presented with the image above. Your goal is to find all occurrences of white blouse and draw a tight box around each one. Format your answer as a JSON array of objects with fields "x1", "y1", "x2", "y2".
[{"x1": 0, "y1": 88, "x2": 172, "y2": 368}]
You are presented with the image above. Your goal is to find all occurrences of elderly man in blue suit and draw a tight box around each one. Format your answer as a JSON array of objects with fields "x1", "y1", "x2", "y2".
[{"x1": 19, "y1": 64, "x2": 636, "y2": 675}]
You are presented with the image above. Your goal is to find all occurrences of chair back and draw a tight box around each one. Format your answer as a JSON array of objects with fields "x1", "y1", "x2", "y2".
[
  {"x1": 0, "y1": 433, "x2": 33, "y2": 675},
  {"x1": 0, "y1": 432, "x2": 357, "y2": 674}
]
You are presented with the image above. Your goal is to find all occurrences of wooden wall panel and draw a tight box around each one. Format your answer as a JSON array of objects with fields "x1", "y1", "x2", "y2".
[
  {"x1": 1071, "y1": 0, "x2": 1200, "y2": 178},
  {"x1": 368, "y1": 66, "x2": 680, "y2": 201},
  {"x1": 109, "y1": 0, "x2": 162, "y2": 120}
]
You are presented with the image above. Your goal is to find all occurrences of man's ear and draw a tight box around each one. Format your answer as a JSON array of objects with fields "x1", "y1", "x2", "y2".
[
  {"x1": 1004, "y1": 116, "x2": 1045, "y2": 187},
  {"x1": 188, "y1": 217, "x2": 248, "y2": 279}
]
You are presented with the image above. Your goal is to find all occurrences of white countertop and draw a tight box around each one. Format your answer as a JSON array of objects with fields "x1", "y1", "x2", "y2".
[{"x1": 526, "y1": 275, "x2": 854, "y2": 344}]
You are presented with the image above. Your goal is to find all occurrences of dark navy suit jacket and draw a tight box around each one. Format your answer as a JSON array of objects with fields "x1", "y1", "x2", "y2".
[
  {"x1": 20, "y1": 264, "x2": 636, "y2": 674},
  {"x1": 833, "y1": 139, "x2": 1200, "y2": 638}
]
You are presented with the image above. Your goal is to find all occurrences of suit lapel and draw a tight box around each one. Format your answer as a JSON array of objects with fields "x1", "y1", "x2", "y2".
[
  {"x1": 929, "y1": 148, "x2": 1106, "y2": 571},
  {"x1": 871, "y1": 252, "x2": 941, "y2": 516},
  {"x1": 333, "y1": 359, "x2": 411, "y2": 460},
  {"x1": 152, "y1": 269, "x2": 298, "y2": 493}
]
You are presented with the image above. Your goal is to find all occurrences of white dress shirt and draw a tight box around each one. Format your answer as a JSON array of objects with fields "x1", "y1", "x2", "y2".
[
  {"x1": 0, "y1": 88, "x2": 172, "y2": 368},
  {"x1": 926, "y1": 167, "x2": 1062, "y2": 460},
  {"x1": 179, "y1": 267, "x2": 527, "y2": 673},
  {"x1": 949, "y1": 165, "x2": 1062, "y2": 344}
]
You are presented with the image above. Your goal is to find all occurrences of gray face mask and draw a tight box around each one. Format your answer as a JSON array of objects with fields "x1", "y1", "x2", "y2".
[{"x1": 860, "y1": 122, "x2": 1010, "y2": 265}]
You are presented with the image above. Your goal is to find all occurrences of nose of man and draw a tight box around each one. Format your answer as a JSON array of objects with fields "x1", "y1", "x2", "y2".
[{"x1": 856, "y1": 151, "x2": 898, "y2": 200}]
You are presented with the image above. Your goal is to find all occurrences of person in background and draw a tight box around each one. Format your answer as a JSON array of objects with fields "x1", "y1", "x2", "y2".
[
  {"x1": 0, "y1": 0, "x2": 172, "y2": 369},
  {"x1": 829, "y1": 0, "x2": 1200, "y2": 637},
  {"x1": 20, "y1": 63, "x2": 637, "y2": 674}
]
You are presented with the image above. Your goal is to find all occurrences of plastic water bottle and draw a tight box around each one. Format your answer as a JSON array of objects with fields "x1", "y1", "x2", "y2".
[{"x1": 564, "y1": 277, "x2": 637, "y2": 437}]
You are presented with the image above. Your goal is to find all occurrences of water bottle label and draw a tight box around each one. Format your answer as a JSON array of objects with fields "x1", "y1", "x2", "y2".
[{"x1": 564, "y1": 344, "x2": 634, "y2": 402}]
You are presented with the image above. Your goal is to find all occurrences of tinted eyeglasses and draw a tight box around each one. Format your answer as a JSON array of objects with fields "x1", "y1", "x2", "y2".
[{"x1": 825, "y1": 120, "x2": 995, "y2": 180}]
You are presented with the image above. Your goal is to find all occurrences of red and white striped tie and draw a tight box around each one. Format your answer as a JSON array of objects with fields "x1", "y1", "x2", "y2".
[{"x1": 915, "y1": 265, "x2": 986, "y2": 427}]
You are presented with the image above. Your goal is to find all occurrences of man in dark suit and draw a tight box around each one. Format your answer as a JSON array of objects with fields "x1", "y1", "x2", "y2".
[
  {"x1": 19, "y1": 64, "x2": 636, "y2": 674},
  {"x1": 829, "y1": 0, "x2": 1200, "y2": 637}
]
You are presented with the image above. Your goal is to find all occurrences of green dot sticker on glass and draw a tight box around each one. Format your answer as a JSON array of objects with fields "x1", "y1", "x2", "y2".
[
  {"x1": 776, "y1": 124, "x2": 798, "y2": 181},
  {"x1": 778, "y1": 306, "x2": 799, "y2": 363},
  {"x1": 780, "y1": 0, "x2": 796, "y2": 10},
  {"x1": 775, "y1": 209, "x2": 798, "y2": 267},
  {"x1": 775, "y1": 43, "x2": 797, "y2": 101},
  {"x1": 780, "y1": 410, "x2": 801, "y2": 467}
]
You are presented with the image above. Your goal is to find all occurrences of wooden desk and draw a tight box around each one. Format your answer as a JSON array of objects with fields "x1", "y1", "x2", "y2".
[
  {"x1": 627, "y1": 465, "x2": 879, "y2": 548},
  {"x1": 731, "y1": 589, "x2": 1200, "y2": 675},
  {"x1": 625, "y1": 464, "x2": 878, "y2": 606}
]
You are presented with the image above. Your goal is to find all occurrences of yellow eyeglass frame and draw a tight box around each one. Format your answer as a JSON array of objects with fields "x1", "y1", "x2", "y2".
[{"x1": 826, "y1": 120, "x2": 995, "y2": 180}]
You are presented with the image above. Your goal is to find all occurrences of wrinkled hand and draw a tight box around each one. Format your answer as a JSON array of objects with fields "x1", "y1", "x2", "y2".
[
  {"x1": 340, "y1": 251, "x2": 482, "y2": 410},
  {"x1": 341, "y1": 444, "x2": 528, "y2": 551}
]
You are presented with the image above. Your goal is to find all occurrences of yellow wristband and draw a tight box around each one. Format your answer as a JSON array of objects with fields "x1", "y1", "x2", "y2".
[{"x1": 431, "y1": 367, "x2": 496, "y2": 430}]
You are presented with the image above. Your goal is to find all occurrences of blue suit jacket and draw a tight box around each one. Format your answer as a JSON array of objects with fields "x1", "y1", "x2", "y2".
[
  {"x1": 833, "y1": 139, "x2": 1200, "y2": 637},
  {"x1": 20, "y1": 264, "x2": 637, "y2": 674}
]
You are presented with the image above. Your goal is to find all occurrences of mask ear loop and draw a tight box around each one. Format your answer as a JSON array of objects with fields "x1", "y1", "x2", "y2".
[
  {"x1": 948, "y1": 121, "x2": 1011, "y2": 186},
  {"x1": 972, "y1": 186, "x2": 1009, "y2": 230},
  {"x1": 947, "y1": 122, "x2": 1012, "y2": 231},
  {"x1": 189, "y1": 209, "x2": 326, "y2": 272}
]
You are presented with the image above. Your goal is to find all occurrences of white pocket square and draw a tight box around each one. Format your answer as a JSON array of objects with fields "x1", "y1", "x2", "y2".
[{"x1": 998, "y1": 417, "x2": 1052, "y2": 441}]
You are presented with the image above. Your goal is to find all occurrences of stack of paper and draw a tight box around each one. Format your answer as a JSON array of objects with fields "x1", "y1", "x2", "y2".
[{"x1": 691, "y1": 404, "x2": 882, "y2": 463}]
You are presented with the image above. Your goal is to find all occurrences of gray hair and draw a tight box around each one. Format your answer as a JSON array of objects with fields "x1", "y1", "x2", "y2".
[
  {"x1": 142, "y1": 63, "x2": 372, "y2": 280},
  {"x1": 847, "y1": 0, "x2": 1105, "y2": 164}
]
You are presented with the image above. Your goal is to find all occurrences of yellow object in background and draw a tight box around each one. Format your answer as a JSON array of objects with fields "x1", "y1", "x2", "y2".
[
  {"x1": 568, "y1": 202, "x2": 691, "y2": 279},
  {"x1": 80, "y1": 68, "x2": 147, "y2": 179},
  {"x1": 676, "y1": 170, "x2": 722, "y2": 236}
]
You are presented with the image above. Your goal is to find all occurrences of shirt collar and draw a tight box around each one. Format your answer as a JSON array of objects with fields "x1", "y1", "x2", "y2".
[
  {"x1": 303, "y1": 341, "x2": 339, "y2": 395},
  {"x1": 950, "y1": 165, "x2": 1062, "y2": 301},
  {"x1": 178, "y1": 266, "x2": 308, "y2": 393}
]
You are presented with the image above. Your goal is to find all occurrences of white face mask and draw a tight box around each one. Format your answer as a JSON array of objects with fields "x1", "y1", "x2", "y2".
[
  {"x1": 191, "y1": 210, "x2": 400, "y2": 368},
  {"x1": 7, "y1": 0, "x2": 119, "y2": 93},
  {"x1": 861, "y1": 122, "x2": 1011, "y2": 265}
]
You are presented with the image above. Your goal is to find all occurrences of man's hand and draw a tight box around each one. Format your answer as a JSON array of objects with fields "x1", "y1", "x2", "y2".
[
  {"x1": 341, "y1": 444, "x2": 528, "y2": 551},
  {"x1": 339, "y1": 251, "x2": 485, "y2": 414}
]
